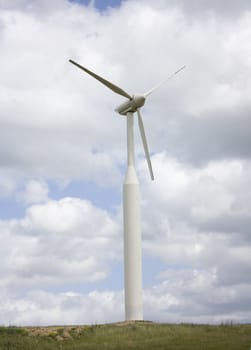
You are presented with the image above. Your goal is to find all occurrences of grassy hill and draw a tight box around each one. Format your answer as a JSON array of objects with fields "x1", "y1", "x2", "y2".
[{"x1": 0, "y1": 322, "x2": 251, "y2": 349}]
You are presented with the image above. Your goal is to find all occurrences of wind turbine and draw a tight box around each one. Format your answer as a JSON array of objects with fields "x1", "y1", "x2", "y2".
[{"x1": 69, "y1": 59, "x2": 185, "y2": 321}]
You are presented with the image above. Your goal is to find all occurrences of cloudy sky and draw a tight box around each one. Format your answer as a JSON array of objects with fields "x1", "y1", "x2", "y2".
[{"x1": 0, "y1": 0, "x2": 251, "y2": 326}]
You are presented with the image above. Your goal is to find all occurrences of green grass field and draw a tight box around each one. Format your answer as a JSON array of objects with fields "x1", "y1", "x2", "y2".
[{"x1": 0, "y1": 322, "x2": 251, "y2": 349}]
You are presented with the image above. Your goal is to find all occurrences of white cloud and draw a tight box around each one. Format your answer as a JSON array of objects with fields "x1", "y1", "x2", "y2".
[
  {"x1": 139, "y1": 154, "x2": 251, "y2": 293},
  {"x1": 140, "y1": 154, "x2": 251, "y2": 229},
  {"x1": 0, "y1": 196, "x2": 121, "y2": 291},
  {"x1": 144, "y1": 270, "x2": 251, "y2": 324},
  {"x1": 0, "y1": 289, "x2": 123, "y2": 326},
  {"x1": 18, "y1": 179, "x2": 49, "y2": 204}
]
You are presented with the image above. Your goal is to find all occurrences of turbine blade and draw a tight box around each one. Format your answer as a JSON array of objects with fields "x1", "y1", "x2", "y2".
[
  {"x1": 137, "y1": 109, "x2": 154, "y2": 181},
  {"x1": 144, "y1": 65, "x2": 186, "y2": 98},
  {"x1": 69, "y1": 59, "x2": 132, "y2": 100}
]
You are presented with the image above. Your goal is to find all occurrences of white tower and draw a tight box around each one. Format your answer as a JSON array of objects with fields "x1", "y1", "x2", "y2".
[{"x1": 123, "y1": 113, "x2": 143, "y2": 320}]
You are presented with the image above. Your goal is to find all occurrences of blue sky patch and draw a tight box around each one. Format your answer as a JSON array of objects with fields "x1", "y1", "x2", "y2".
[{"x1": 69, "y1": 0, "x2": 123, "y2": 11}]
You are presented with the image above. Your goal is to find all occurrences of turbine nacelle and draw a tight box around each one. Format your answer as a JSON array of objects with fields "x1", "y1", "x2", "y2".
[{"x1": 115, "y1": 95, "x2": 146, "y2": 115}]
